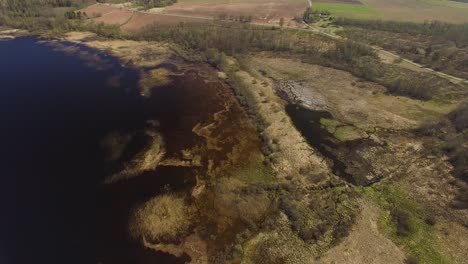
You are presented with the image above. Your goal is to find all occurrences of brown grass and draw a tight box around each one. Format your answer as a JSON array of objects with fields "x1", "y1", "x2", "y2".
[
  {"x1": 63, "y1": 32, "x2": 173, "y2": 67},
  {"x1": 129, "y1": 194, "x2": 194, "y2": 242}
]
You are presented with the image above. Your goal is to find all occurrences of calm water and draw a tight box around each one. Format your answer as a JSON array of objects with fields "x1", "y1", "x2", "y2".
[
  {"x1": 0, "y1": 37, "x2": 191, "y2": 264},
  {"x1": 285, "y1": 104, "x2": 355, "y2": 184}
]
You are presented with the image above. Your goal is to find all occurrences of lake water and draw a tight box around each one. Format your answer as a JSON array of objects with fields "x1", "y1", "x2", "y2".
[{"x1": 0, "y1": 37, "x2": 194, "y2": 264}]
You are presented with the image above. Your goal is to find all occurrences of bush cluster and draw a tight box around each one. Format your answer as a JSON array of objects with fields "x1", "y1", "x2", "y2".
[
  {"x1": 391, "y1": 207, "x2": 413, "y2": 236},
  {"x1": 278, "y1": 188, "x2": 356, "y2": 244}
]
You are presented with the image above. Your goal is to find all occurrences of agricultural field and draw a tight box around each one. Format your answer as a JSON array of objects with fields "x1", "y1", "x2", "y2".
[
  {"x1": 80, "y1": 0, "x2": 309, "y2": 31},
  {"x1": 313, "y1": 0, "x2": 468, "y2": 22},
  {"x1": 165, "y1": 0, "x2": 308, "y2": 23},
  {"x1": 81, "y1": 3, "x2": 209, "y2": 31},
  {"x1": 312, "y1": 0, "x2": 380, "y2": 19}
]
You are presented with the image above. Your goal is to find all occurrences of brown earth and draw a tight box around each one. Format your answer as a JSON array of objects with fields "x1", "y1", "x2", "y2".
[
  {"x1": 122, "y1": 12, "x2": 208, "y2": 32},
  {"x1": 94, "y1": 9, "x2": 134, "y2": 25},
  {"x1": 81, "y1": 4, "x2": 117, "y2": 17}
]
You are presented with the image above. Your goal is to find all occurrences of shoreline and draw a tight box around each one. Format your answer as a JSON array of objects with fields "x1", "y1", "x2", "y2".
[{"x1": 0, "y1": 29, "x2": 25, "y2": 39}]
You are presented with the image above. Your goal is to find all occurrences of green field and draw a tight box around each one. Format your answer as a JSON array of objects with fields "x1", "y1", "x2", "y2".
[
  {"x1": 314, "y1": 2, "x2": 380, "y2": 19},
  {"x1": 361, "y1": 0, "x2": 468, "y2": 22}
]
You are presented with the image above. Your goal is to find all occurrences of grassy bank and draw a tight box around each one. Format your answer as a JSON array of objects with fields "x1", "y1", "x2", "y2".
[{"x1": 360, "y1": 182, "x2": 450, "y2": 263}]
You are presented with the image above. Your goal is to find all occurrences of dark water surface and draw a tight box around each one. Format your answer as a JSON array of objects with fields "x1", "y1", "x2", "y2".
[
  {"x1": 0, "y1": 37, "x2": 189, "y2": 264},
  {"x1": 285, "y1": 104, "x2": 355, "y2": 184}
]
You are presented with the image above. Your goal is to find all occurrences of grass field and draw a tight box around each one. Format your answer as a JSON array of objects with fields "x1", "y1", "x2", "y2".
[
  {"x1": 314, "y1": 2, "x2": 380, "y2": 19},
  {"x1": 361, "y1": 0, "x2": 468, "y2": 22},
  {"x1": 314, "y1": 0, "x2": 468, "y2": 22}
]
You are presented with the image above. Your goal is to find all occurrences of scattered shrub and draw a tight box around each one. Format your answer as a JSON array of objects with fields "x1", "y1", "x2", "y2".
[
  {"x1": 386, "y1": 75, "x2": 436, "y2": 100},
  {"x1": 424, "y1": 215, "x2": 437, "y2": 226},
  {"x1": 405, "y1": 256, "x2": 419, "y2": 264},
  {"x1": 392, "y1": 207, "x2": 413, "y2": 237},
  {"x1": 449, "y1": 102, "x2": 468, "y2": 132}
]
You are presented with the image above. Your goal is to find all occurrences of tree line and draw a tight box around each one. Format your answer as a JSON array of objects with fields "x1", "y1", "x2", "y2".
[
  {"x1": 334, "y1": 18, "x2": 468, "y2": 47},
  {"x1": 134, "y1": 22, "x2": 457, "y2": 100},
  {"x1": 0, "y1": 0, "x2": 92, "y2": 19},
  {"x1": 335, "y1": 18, "x2": 468, "y2": 79}
]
